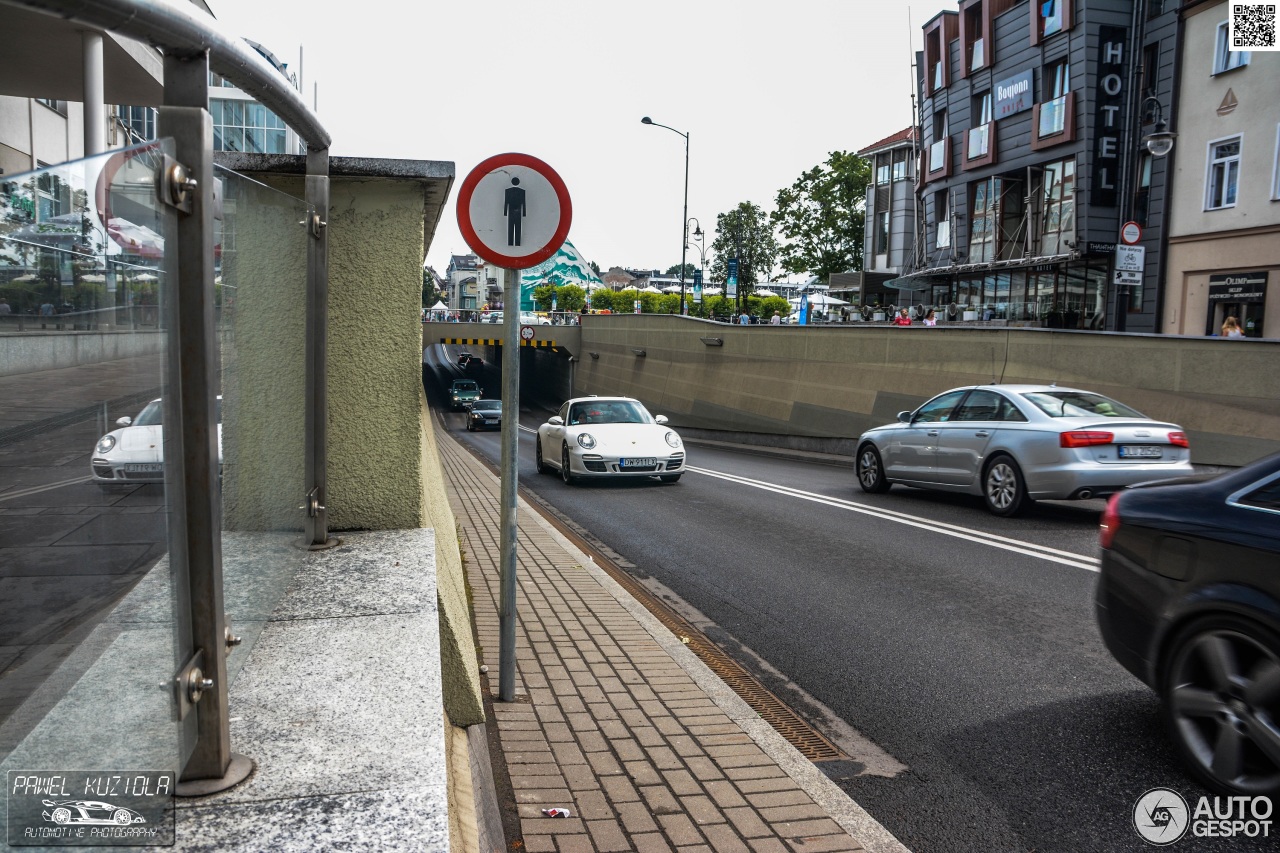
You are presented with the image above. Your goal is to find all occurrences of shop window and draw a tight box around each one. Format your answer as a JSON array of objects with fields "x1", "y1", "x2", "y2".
[
  {"x1": 1206, "y1": 136, "x2": 1241, "y2": 210},
  {"x1": 969, "y1": 177, "x2": 1001, "y2": 263},
  {"x1": 1040, "y1": 158, "x2": 1075, "y2": 255},
  {"x1": 1214, "y1": 21, "x2": 1250, "y2": 74}
]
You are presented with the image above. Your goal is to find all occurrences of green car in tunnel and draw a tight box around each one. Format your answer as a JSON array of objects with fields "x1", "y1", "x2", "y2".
[{"x1": 449, "y1": 378, "x2": 482, "y2": 411}]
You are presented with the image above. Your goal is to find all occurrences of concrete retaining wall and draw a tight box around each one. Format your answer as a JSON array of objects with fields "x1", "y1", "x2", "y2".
[
  {"x1": 0, "y1": 330, "x2": 164, "y2": 376},
  {"x1": 557, "y1": 315, "x2": 1280, "y2": 467}
]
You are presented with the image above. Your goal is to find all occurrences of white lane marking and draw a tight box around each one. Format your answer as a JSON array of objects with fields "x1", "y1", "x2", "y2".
[
  {"x1": 0, "y1": 475, "x2": 93, "y2": 502},
  {"x1": 686, "y1": 465, "x2": 1101, "y2": 573}
]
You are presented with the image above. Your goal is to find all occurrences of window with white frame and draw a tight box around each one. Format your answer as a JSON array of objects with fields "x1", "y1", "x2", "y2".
[
  {"x1": 1214, "y1": 21, "x2": 1250, "y2": 74},
  {"x1": 1206, "y1": 136, "x2": 1241, "y2": 210}
]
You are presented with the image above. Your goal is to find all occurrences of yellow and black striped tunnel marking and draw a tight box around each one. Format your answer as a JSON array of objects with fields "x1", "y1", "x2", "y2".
[{"x1": 439, "y1": 338, "x2": 557, "y2": 348}]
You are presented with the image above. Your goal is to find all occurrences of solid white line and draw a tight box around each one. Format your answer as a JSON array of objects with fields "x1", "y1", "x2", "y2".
[
  {"x1": 685, "y1": 465, "x2": 1101, "y2": 573},
  {"x1": 0, "y1": 475, "x2": 93, "y2": 502}
]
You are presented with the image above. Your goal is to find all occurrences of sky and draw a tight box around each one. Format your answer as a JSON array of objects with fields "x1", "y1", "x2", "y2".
[{"x1": 209, "y1": 0, "x2": 949, "y2": 280}]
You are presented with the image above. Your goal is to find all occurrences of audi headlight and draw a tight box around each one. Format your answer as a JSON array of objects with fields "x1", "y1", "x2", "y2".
[
  {"x1": 577, "y1": 433, "x2": 596, "y2": 449},
  {"x1": 664, "y1": 431, "x2": 681, "y2": 448},
  {"x1": 96, "y1": 435, "x2": 116, "y2": 454}
]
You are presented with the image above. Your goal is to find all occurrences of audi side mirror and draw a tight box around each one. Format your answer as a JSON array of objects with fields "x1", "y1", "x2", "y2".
[{"x1": 897, "y1": 411, "x2": 912, "y2": 424}]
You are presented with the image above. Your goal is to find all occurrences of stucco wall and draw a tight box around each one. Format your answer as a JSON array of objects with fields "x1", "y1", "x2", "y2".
[{"x1": 564, "y1": 315, "x2": 1280, "y2": 467}]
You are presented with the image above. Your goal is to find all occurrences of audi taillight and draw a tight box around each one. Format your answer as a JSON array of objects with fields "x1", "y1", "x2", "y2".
[
  {"x1": 1167, "y1": 431, "x2": 1189, "y2": 448},
  {"x1": 1060, "y1": 430, "x2": 1114, "y2": 448},
  {"x1": 1100, "y1": 493, "x2": 1122, "y2": 549}
]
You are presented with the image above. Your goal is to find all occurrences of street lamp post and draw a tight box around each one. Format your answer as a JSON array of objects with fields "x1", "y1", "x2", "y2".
[
  {"x1": 641, "y1": 116, "x2": 689, "y2": 315},
  {"x1": 686, "y1": 217, "x2": 707, "y2": 276}
]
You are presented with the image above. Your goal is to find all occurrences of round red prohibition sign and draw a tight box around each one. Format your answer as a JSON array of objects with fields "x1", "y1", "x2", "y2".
[
  {"x1": 520, "y1": 325, "x2": 536, "y2": 341},
  {"x1": 457, "y1": 153, "x2": 572, "y2": 269}
]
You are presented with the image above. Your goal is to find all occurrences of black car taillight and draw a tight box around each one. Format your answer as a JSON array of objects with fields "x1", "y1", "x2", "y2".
[{"x1": 1100, "y1": 493, "x2": 1122, "y2": 549}]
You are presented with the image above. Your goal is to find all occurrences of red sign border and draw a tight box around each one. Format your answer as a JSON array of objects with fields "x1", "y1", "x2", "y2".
[
  {"x1": 1120, "y1": 221, "x2": 1143, "y2": 245},
  {"x1": 456, "y1": 152, "x2": 572, "y2": 269}
]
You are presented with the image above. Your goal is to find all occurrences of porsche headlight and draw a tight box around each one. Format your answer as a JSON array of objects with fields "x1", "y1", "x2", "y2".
[
  {"x1": 664, "y1": 431, "x2": 681, "y2": 448},
  {"x1": 96, "y1": 435, "x2": 117, "y2": 454},
  {"x1": 577, "y1": 433, "x2": 596, "y2": 449}
]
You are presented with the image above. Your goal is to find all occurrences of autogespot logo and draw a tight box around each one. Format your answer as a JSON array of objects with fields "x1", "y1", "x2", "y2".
[{"x1": 1134, "y1": 788, "x2": 1190, "y2": 845}]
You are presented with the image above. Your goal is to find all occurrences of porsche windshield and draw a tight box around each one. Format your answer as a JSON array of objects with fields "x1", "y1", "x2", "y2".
[{"x1": 568, "y1": 400, "x2": 652, "y2": 426}]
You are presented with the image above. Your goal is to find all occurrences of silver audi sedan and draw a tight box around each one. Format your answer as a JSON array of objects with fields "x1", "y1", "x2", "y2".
[{"x1": 854, "y1": 384, "x2": 1193, "y2": 516}]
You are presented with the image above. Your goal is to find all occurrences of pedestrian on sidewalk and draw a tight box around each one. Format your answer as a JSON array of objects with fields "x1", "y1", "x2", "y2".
[
  {"x1": 892, "y1": 308, "x2": 912, "y2": 326},
  {"x1": 923, "y1": 309, "x2": 937, "y2": 326},
  {"x1": 1221, "y1": 316, "x2": 1245, "y2": 338},
  {"x1": 770, "y1": 311, "x2": 782, "y2": 325}
]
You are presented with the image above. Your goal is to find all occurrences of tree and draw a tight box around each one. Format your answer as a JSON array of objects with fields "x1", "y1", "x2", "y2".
[
  {"x1": 709, "y1": 202, "x2": 779, "y2": 289},
  {"x1": 422, "y1": 268, "x2": 444, "y2": 307},
  {"x1": 664, "y1": 263, "x2": 697, "y2": 279},
  {"x1": 771, "y1": 150, "x2": 871, "y2": 282},
  {"x1": 588, "y1": 261, "x2": 601, "y2": 277}
]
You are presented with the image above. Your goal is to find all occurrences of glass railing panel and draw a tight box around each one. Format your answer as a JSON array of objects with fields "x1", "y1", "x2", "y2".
[
  {"x1": 1039, "y1": 95, "x2": 1068, "y2": 137},
  {"x1": 929, "y1": 139, "x2": 947, "y2": 172},
  {"x1": 0, "y1": 142, "x2": 182, "y2": 820},
  {"x1": 968, "y1": 124, "x2": 990, "y2": 158},
  {"x1": 214, "y1": 166, "x2": 310, "y2": 681}
]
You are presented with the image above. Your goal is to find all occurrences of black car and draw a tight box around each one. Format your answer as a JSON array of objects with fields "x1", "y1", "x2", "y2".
[
  {"x1": 1096, "y1": 452, "x2": 1280, "y2": 796},
  {"x1": 457, "y1": 352, "x2": 472, "y2": 368},
  {"x1": 466, "y1": 399, "x2": 502, "y2": 431}
]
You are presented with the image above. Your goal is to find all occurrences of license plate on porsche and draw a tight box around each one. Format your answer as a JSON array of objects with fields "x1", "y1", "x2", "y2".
[
  {"x1": 124, "y1": 463, "x2": 164, "y2": 472},
  {"x1": 619, "y1": 457, "x2": 657, "y2": 468},
  {"x1": 1119, "y1": 445, "x2": 1162, "y2": 459}
]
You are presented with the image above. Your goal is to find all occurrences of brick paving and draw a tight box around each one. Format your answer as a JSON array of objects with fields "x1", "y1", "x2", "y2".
[{"x1": 437, "y1": 429, "x2": 867, "y2": 853}]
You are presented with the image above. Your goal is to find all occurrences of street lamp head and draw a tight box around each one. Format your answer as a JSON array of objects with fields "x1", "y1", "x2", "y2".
[
  {"x1": 641, "y1": 116, "x2": 653, "y2": 125},
  {"x1": 694, "y1": 225, "x2": 703, "y2": 239},
  {"x1": 1144, "y1": 119, "x2": 1176, "y2": 157}
]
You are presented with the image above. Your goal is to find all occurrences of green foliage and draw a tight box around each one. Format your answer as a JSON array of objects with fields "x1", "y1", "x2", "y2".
[
  {"x1": 665, "y1": 263, "x2": 697, "y2": 279},
  {"x1": 759, "y1": 295, "x2": 791, "y2": 317},
  {"x1": 709, "y1": 202, "x2": 779, "y2": 287},
  {"x1": 772, "y1": 150, "x2": 871, "y2": 281},
  {"x1": 422, "y1": 269, "x2": 443, "y2": 307},
  {"x1": 533, "y1": 283, "x2": 587, "y2": 312}
]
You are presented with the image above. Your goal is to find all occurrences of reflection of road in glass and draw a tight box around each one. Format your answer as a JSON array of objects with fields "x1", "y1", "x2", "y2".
[{"x1": 0, "y1": 408, "x2": 167, "y2": 751}]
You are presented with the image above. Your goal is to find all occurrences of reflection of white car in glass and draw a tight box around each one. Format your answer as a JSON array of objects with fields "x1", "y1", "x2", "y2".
[
  {"x1": 91, "y1": 397, "x2": 223, "y2": 486},
  {"x1": 535, "y1": 396, "x2": 685, "y2": 484},
  {"x1": 519, "y1": 312, "x2": 551, "y2": 326},
  {"x1": 42, "y1": 800, "x2": 146, "y2": 826}
]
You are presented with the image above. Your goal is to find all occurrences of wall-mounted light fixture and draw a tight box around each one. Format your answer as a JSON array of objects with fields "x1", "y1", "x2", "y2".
[
  {"x1": 1141, "y1": 96, "x2": 1176, "y2": 157},
  {"x1": 699, "y1": 337, "x2": 724, "y2": 346},
  {"x1": 631, "y1": 349, "x2": 647, "y2": 357},
  {"x1": 588, "y1": 352, "x2": 599, "y2": 360}
]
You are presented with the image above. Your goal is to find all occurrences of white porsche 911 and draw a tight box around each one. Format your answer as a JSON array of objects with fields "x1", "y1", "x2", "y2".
[
  {"x1": 91, "y1": 397, "x2": 223, "y2": 486},
  {"x1": 535, "y1": 396, "x2": 685, "y2": 484}
]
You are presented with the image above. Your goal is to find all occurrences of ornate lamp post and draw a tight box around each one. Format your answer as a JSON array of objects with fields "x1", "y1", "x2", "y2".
[{"x1": 641, "y1": 116, "x2": 689, "y2": 315}]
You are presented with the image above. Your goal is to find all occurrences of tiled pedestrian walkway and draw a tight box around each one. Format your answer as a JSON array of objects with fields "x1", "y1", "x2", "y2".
[{"x1": 438, "y1": 427, "x2": 903, "y2": 853}]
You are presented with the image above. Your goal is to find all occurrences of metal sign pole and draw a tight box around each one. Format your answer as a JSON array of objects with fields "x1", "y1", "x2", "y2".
[{"x1": 498, "y1": 266, "x2": 521, "y2": 701}]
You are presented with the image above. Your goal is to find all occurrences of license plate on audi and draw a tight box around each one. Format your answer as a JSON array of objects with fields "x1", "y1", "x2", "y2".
[
  {"x1": 1119, "y1": 445, "x2": 1162, "y2": 459},
  {"x1": 619, "y1": 457, "x2": 656, "y2": 468}
]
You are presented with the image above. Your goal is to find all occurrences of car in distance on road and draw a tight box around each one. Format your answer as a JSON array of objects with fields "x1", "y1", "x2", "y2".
[
  {"x1": 519, "y1": 311, "x2": 551, "y2": 326},
  {"x1": 1095, "y1": 452, "x2": 1280, "y2": 796},
  {"x1": 535, "y1": 396, "x2": 685, "y2": 484},
  {"x1": 466, "y1": 399, "x2": 502, "y2": 431},
  {"x1": 854, "y1": 384, "x2": 1192, "y2": 516},
  {"x1": 481, "y1": 311, "x2": 503, "y2": 324},
  {"x1": 91, "y1": 397, "x2": 223, "y2": 486},
  {"x1": 449, "y1": 379, "x2": 482, "y2": 411},
  {"x1": 457, "y1": 351, "x2": 473, "y2": 368}
]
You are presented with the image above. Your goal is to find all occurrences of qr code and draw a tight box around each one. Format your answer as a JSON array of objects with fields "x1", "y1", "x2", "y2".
[{"x1": 1231, "y1": 2, "x2": 1278, "y2": 49}]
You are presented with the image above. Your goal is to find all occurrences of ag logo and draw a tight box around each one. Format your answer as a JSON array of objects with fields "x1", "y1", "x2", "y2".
[{"x1": 1134, "y1": 788, "x2": 1189, "y2": 845}]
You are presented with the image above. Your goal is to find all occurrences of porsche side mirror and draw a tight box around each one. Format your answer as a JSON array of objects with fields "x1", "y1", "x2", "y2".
[
  {"x1": 116, "y1": 416, "x2": 133, "y2": 427},
  {"x1": 549, "y1": 416, "x2": 564, "y2": 426},
  {"x1": 654, "y1": 415, "x2": 668, "y2": 424}
]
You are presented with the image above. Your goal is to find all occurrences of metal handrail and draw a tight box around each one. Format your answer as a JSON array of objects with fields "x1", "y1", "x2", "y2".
[{"x1": 3, "y1": 0, "x2": 330, "y2": 149}]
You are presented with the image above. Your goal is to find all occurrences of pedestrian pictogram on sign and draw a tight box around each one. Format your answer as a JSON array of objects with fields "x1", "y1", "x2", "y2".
[{"x1": 457, "y1": 153, "x2": 572, "y2": 269}]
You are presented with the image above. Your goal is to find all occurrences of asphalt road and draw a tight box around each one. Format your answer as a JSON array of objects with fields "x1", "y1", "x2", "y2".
[{"x1": 426, "y1": 345, "x2": 1270, "y2": 853}]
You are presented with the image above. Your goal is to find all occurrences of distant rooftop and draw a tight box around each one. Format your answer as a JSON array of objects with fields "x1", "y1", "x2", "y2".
[{"x1": 857, "y1": 126, "x2": 915, "y2": 156}]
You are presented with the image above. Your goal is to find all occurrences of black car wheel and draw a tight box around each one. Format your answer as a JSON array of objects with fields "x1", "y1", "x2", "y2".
[
  {"x1": 983, "y1": 454, "x2": 1029, "y2": 517},
  {"x1": 1160, "y1": 615, "x2": 1280, "y2": 796},
  {"x1": 856, "y1": 444, "x2": 890, "y2": 494},
  {"x1": 561, "y1": 444, "x2": 576, "y2": 485},
  {"x1": 535, "y1": 439, "x2": 550, "y2": 475}
]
